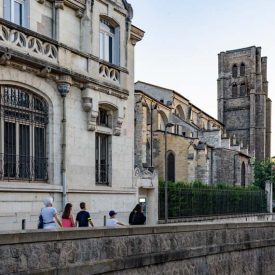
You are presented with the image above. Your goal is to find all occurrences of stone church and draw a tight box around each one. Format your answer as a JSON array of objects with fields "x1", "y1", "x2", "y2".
[
  {"x1": 0, "y1": 0, "x2": 145, "y2": 230},
  {"x1": 218, "y1": 46, "x2": 271, "y2": 160},
  {"x1": 135, "y1": 81, "x2": 252, "y2": 186}
]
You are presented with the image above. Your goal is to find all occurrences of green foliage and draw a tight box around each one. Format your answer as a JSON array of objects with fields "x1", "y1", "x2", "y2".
[{"x1": 253, "y1": 159, "x2": 275, "y2": 189}]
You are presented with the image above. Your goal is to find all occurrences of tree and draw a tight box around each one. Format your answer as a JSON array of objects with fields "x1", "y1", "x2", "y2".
[{"x1": 253, "y1": 159, "x2": 275, "y2": 189}]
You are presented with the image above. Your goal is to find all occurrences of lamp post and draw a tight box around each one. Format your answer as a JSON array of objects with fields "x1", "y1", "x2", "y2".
[{"x1": 164, "y1": 122, "x2": 174, "y2": 223}]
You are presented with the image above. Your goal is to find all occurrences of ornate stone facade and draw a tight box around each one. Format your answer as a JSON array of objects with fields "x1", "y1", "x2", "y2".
[
  {"x1": 217, "y1": 46, "x2": 272, "y2": 160},
  {"x1": 135, "y1": 81, "x2": 252, "y2": 186},
  {"x1": 0, "y1": 0, "x2": 144, "y2": 230}
]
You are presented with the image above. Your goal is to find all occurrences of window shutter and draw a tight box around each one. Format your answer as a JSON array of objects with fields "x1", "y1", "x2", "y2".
[
  {"x1": 114, "y1": 27, "x2": 120, "y2": 66},
  {"x1": 3, "y1": 0, "x2": 11, "y2": 21},
  {"x1": 23, "y1": 0, "x2": 30, "y2": 28}
]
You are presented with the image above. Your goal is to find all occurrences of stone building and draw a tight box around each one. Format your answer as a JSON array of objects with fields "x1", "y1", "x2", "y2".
[
  {"x1": 0, "y1": 0, "x2": 145, "y2": 230},
  {"x1": 217, "y1": 46, "x2": 272, "y2": 160},
  {"x1": 135, "y1": 81, "x2": 252, "y2": 186}
]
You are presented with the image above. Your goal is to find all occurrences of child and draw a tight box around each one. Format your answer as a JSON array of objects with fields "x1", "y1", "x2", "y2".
[
  {"x1": 76, "y1": 202, "x2": 94, "y2": 227},
  {"x1": 106, "y1": 210, "x2": 125, "y2": 227}
]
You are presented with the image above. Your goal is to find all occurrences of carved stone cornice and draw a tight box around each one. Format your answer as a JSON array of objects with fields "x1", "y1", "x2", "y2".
[{"x1": 130, "y1": 25, "x2": 145, "y2": 46}]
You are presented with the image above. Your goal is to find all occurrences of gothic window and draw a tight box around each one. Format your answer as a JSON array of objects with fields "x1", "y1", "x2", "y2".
[
  {"x1": 0, "y1": 85, "x2": 48, "y2": 181},
  {"x1": 4, "y1": 0, "x2": 29, "y2": 27},
  {"x1": 232, "y1": 64, "x2": 238, "y2": 78},
  {"x1": 232, "y1": 83, "x2": 238, "y2": 97},
  {"x1": 95, "y1": 133, "x2": 109, "y2": 185},
  {"x1": 240, "y1": 63, "x2": 246, "y2": 76},
  {"x1": 100, "y1": 18, "x2": 120, "y2": 65},
  {"x1": 167, "y1": 151, "x2": 175, "y2": 182},
  {"x1": 240, "y1": 83, "x2": 247, "y2": 96},
  {"x1": 241, "y1": 162, "x2": 246, "y2": 187}
]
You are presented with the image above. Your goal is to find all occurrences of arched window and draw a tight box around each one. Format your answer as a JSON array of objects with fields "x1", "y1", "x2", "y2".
[
  {"x1": 241, "y1": 162, "x2": 246, "y2": 187},
  {"x1": 232, "y1": 64, "x2": 238, "y2": 78},
  {"x1": 232, "y1": 83, "x2": 238, "y2": 97},
  {"x1": 240, "y1": 63, "x2": 245, "y2": 76},
  {"x1": 240, "y1": 83, "x2": 247, "y2": 96},
  {"x1": 100, "y1": 18, "x2": 120, "y2": 65},
  {"x1": 167, "y1": 151, "x2": 175, "y2": 182},
  {"x1": 0, "y1": 85, "x2": 48, "y2": 181}
]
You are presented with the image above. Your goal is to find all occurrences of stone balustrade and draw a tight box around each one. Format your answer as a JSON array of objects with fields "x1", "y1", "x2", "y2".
[
  {"x1": 0, "y1": 22, "x2": 58, "y2": 63},
  {"x1": 1, "y1": 222, "x2": 275, "y2": 274},
  {"x1": 99, "y1": 62, "x2": 120, "y2": 84}
]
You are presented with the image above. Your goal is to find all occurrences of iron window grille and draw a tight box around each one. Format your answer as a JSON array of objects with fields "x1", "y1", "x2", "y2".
[
  {"x1": 0, "y1": 85, "x2": 48, "y2": 181},
  {"x1": 95, "y1": 133, "x2": 109, "y2": 185}
]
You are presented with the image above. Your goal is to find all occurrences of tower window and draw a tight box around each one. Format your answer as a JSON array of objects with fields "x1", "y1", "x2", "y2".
[
  {"x1": 232, "y1": 83, "x2": 238, "y2": 97},
  {"x1": 232, "y1": 64, "x2": 238, "y2": 78},
  {"x1": 240, "y1": 83, "x2": 247, "y2": 96},
  {"x1": 240, "y1": 63, "x2": 245, "y2": 76}
]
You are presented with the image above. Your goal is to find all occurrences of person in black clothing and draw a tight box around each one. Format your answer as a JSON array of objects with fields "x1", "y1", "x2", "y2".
[
  {"x1": 76, "y1": 202, "x2": 94, "y2": 227},
  {"x1": 129, "y1": 204, "x2": 146, "y2": 225}
]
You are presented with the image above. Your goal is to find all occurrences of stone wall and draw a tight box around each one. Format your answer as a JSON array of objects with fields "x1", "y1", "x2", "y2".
[{"x1": 2, "y1": 222, "x2": 275, "y2": 274}]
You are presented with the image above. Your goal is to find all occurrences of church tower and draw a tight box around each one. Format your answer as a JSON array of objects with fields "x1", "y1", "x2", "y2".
[{"x1": 217, "y1": 46, "x2": 271, "y2": 160}]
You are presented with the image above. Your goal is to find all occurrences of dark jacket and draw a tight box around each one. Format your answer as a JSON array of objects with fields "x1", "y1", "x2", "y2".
[{"x1": 129, "y1": 211, "x2": 146, "y2": 225}]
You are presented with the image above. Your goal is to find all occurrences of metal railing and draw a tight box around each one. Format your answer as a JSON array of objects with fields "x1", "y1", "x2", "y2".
[
  {"x1": 0, "y1": 154, "x2": 47, "y2": 181},
  {"x1": 159, "y1": 187, "x2": 267, "y2": 219}
]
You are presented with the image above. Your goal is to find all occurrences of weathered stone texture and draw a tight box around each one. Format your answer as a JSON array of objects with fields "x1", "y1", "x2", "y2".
[
  {"x1": 1, "y1": 222, "x2": 275, "y2": 274},
  {"x1": 218, "y1": 46, "x2": 272, "y2": 160}
]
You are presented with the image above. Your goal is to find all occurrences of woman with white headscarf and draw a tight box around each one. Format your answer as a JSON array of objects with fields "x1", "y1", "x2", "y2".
[{"x1": 40, "y1": 197, "x2": 62, "y2": 229}]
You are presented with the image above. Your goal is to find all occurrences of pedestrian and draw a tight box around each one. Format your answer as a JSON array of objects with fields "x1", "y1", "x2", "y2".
[
  {"x1": 76, "y1": 202, "x2": 94, "y2": 227},
  {"x1": 129, "y1": 204, "x2": 146, "y2": 225},
  {"x1": 62, "y1": 203, "x2": 75, "y2": 228},
  {"x1": 39, "y1": 197, "x2": 62, "y2": 229},
  {"x1": 106, "y1": 210, "x2": 125, "y2": 227}
]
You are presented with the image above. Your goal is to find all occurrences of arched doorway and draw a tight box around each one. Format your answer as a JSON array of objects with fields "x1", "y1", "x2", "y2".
[
  {"x1": 241, "y1": 162, "x2": 246, "y2": 187},
  {"x1": 167, "y1": 151, "x2": 175, "y2": 182}
]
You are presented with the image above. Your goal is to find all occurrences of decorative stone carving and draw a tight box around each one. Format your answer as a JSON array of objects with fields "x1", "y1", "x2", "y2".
[
  {"x1": 55, "y1": 0, "x2": 64, "y2": 9},
  {"x1": 99, "y1": 63, "x2": 120, "y2": 84},
  {"x1": 76, "y1": 9, "x2": 84, "y2": 18},
  {"x1": 0, "y1": 52, "x2": 11, "y2": 65},
  {"x1": 57, "y1": 75, "x2": 72, "y2": 97},
  {"x1": 0, "y1": 24, "x2": 58, "y2": 62},
  {"x1": 82, "y1": 87, "x2": 98, "y2": 131},
  {"x1": 113, "y1": 117, "x2": 123, "y2": 136}
]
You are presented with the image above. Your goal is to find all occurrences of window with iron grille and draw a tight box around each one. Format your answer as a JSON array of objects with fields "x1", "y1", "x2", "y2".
[
  {"x1": 95, "y1": 133, "x2": 109, "y2": 185},
  {"x1": 0, "y1": 85, "x2": 48, "y2": 181}
]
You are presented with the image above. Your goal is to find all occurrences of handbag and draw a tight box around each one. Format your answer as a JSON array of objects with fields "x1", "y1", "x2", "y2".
[{"x1": 38, "y1": 209, "x2": 44, "y2": 229}]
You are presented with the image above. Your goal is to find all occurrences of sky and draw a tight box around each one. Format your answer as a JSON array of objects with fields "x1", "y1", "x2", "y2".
[{"x1": 129, "y1": 0, "x2": 275, "y2": 157}]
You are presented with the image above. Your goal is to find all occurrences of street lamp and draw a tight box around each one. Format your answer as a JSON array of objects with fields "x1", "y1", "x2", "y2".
[{"x1": 164, "y1": 122, "x2": 174, "y2": 223}]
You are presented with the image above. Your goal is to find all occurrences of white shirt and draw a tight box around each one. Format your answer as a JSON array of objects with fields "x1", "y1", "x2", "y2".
[{"x1": 106, "y1": 218, "x2": 118, "y2": 227}]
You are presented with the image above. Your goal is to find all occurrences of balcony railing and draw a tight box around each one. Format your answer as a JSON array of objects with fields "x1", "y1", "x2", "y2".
[
  {"x1": 0, "y1": 154, "x2": 48, "y2": 181},
  {"x1": 0, "y1": 21, "x2": 58, "y2": 63},
  {"x1": 99, "y1": 63, "x2": 120, "y2": 84}
]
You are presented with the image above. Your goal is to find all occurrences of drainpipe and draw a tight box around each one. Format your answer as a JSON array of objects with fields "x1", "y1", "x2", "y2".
[{"x1": 57, "y1": 76, "x2": 72, "y2": 208}]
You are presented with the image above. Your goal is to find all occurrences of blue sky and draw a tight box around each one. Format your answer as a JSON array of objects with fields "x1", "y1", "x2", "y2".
[{"x1": 129, "y1": 0, "x2": 275, "y2": 156}]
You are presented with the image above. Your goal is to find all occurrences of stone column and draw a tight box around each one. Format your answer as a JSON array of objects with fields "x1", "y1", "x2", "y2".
[
  {"x1": 265, "y1": 181, "x2": 273, "y2": 213},
  {"x1": 57, "y1": 75, "x2": 72, "y2": 208}
]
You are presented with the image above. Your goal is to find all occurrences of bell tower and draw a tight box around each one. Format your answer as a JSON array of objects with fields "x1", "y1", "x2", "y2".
[{"x1": 217, "y1": 46, "x2": 271, "y2": 160}]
